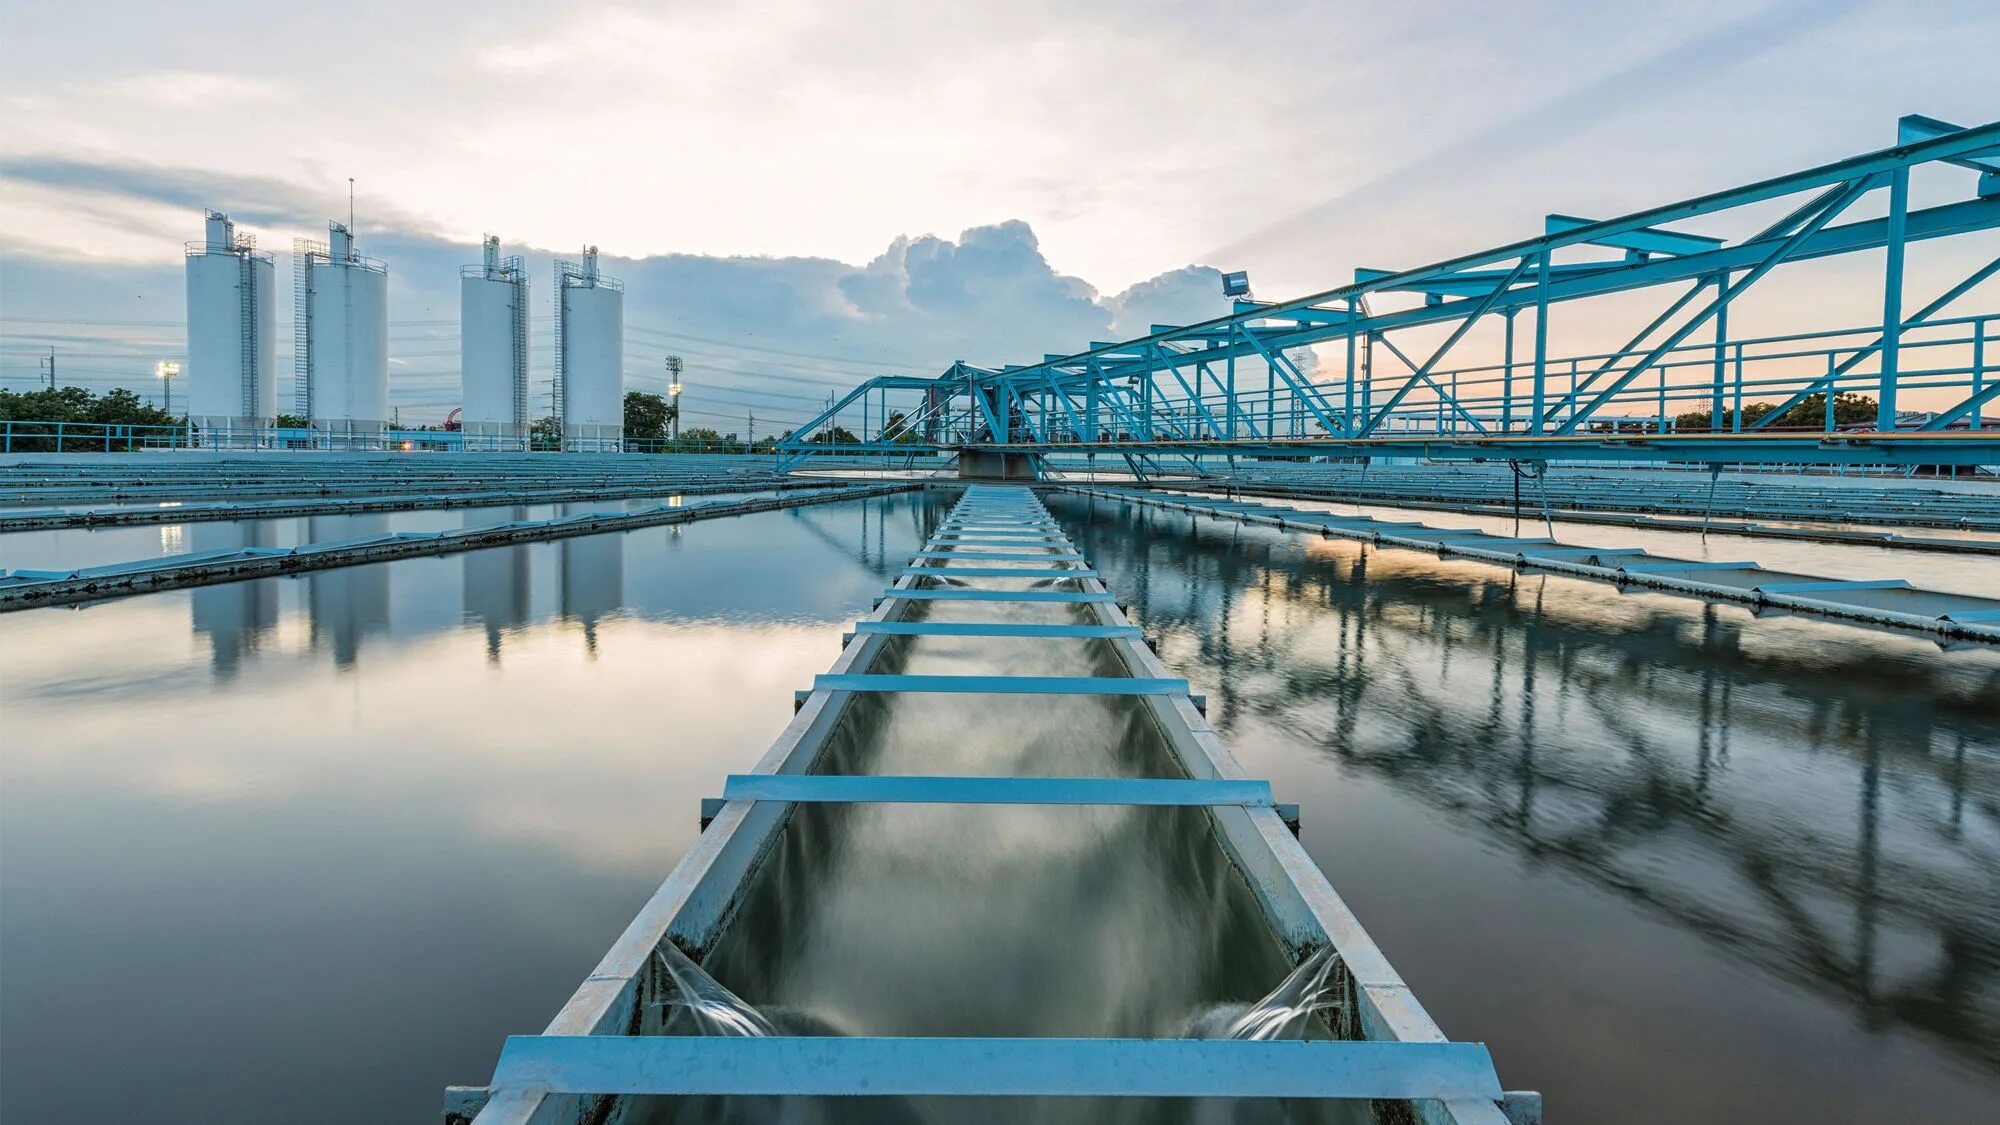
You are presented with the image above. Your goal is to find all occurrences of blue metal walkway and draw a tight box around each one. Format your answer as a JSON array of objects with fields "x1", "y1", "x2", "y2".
[{"x1": 451, "y1": 485, "x2": 1535, "y2": 1124}]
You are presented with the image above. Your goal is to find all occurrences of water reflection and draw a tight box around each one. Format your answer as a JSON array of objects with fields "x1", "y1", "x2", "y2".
[
  {"x1": 305, "y1": 514, "x2": 393, "y2": 666},
  {"x1": 560, "y1": 504, "x2": 626, "y2": 653},
  {"x1": 166, "y1": 496, "x2": 938, "y2": 675},
  {"x1": 187, "y1": 520, "x2": 279, "y2": 676},
  {"x1": 1050, "y1": 492, "x2": 2000, "y2": 1121},
  {"x1": 463, "y1": 508, "x2": 532, "y2": 662},
  {"x1": 0, "y1": 491, "x2": 946, "y2": 1125}
]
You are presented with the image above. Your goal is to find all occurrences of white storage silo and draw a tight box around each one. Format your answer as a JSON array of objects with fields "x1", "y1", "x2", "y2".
[
  {"x1": 554, "y1": 247, "x2": 624, "y2": 452},
  {"x1": 460, "y1": 236, "x2": 529, "y2": 452},
  {"x1": 296, "y1": 222, "x2": 390, "y2": 449},
  {"x1": 185, "y1": 210, "x2": 276, "y2": 446}
]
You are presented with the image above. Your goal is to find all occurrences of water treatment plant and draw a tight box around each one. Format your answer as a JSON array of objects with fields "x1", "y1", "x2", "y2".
[{"x1": 3, "y1": 13, "x2": 2000, "y2": 1122}]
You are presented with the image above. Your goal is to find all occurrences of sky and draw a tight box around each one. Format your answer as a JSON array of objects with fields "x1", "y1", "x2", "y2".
[{"x1": 1, "y1": 0, "x2": 1997, "y2": 428}]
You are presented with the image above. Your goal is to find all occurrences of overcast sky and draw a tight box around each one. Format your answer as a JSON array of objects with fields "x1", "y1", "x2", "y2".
[{"x1": 2, "y1": 0, "x2": 1996, "y2": 425}]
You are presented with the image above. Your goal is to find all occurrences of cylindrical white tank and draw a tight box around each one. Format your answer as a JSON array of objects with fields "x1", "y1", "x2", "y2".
[
  {"x1": 461, "y1": 236, "x2": 529, "y2": 452},
  {"x1": 185, "y1": 211, "x2": 276, "y2": 446},
  {"x1": 557, "y1": 247, "x2": 624, "y2": 452},
  {"x1": 303, "y1": 222, "x2": 390, "y2": 449}
]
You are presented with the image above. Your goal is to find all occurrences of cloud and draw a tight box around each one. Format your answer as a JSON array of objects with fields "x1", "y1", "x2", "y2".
[
  {"x1": 102, "y1": 71, "x2": 290, "y2": 109},
  {"x1": 0, "y1": 154, "x2": 439, "y2": 247},
  {"x1": 0, "y1": 153, "x2": 1237, "y2": 426},
  {"x1": 1205, "y1": 0, "x2": 1868, "y2": 268}
]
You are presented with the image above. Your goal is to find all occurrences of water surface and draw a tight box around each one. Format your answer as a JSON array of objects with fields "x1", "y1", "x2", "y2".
[{"x1": 1049, "y1": 490, "x2": 2000, "y2": 1124}]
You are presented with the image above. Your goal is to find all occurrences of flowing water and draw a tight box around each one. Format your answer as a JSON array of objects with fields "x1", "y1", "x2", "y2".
[
  {"x1": 3, "y1": 486, "x2": 1996, "y2": 1123},
  {"x1": 633, "y1": 553, "x2": 1363, "y2": 1123}
]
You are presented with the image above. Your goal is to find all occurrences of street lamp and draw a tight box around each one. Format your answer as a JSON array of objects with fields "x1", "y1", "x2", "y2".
[
  {"x1": 156, "y1": 361, "x2": 181, "y2": 415},
  {"x1": 665, "y1": 355, "x2": 684, "y2": 443}
]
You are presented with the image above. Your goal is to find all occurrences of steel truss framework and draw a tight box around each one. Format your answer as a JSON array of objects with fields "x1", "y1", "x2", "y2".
[{"x1": 780, "y1": 116, "x2": 2000, "y2": 471}]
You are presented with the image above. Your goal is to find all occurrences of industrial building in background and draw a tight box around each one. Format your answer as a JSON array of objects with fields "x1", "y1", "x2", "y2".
[
  {"x1": 184, "y1": 211, "x2": 276, "y2": 447},
  {"x1": 295, "y1": 222, "x2": 390, "y2": 449},
  {"x1": 460, "y1": 236, "x2": 530, "y2": 451},
  {"x1": 552, "y1": 247, "x2": 624, "y2": 451}
]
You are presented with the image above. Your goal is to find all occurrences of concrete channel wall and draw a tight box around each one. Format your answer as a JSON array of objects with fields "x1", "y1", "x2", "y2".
[
  {"x1": 1065, "y1": 486, "x2": 2000, "y2": 645},
  {"x1": 0, "y1": 478, "x2": 849, "y2": 531},
  {"x1": 0, "y1": 484, "x2": 914, "y2": 611}
]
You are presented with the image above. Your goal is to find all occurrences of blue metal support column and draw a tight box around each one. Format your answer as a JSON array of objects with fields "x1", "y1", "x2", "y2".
[{"x1": 1879, "y1": 164, "x2": 1911, "y2": 428}]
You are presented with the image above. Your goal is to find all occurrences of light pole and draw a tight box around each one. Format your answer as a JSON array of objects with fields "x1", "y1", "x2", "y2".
[
  {"x1": 156, "y1": 361, "x2": 181, "y2": 412},
  {"x1": 666, "y1": 355, "x2": 683, "y2": 444},
  {"x1": 156, "y1": 361, "x2": 182, "y2": 448}
]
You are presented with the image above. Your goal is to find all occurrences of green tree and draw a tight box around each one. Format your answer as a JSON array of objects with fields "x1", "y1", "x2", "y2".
[
  {"x1": 880, "y1": 411, "x2": 926, "y2": 444},
  {"x1": 674, "y1": 426, "x2": 730, "y2": 452},
  {"x1": 0, "y1": 385, "x2": 181, "y2": 450},
  {"x1": 274, "y1": 413, "x2": 307, "y2": 428},
  {"x1": 623, "y1": 391, "x2": 673, "y2": 442},
  {"x1": 807, "y1": 425, "x2": 860, "y2": 444},
  {"x1": 529, "y1": 415, "x2": 562, "y2": 450},
  {"x1": 1675, "y1": 391, "x2": 1876, "y2": 432}
]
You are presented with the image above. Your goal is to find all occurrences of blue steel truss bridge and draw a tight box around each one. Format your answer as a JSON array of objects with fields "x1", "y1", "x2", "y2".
[{"x1": 778, "y1": 115, "x2": 2000, "y2": 476}]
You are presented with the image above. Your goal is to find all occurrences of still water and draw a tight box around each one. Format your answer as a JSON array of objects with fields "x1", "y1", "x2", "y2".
[
  {"x1": 1047, "y1": 491, "x2": 2000, "y2": 1124},
  {"x1": 0, "y1": 493, "x2": 939, "y2": 1123},
  {"x1": 3, "y1": 486, "x2": 1997, "y2": 1123}
]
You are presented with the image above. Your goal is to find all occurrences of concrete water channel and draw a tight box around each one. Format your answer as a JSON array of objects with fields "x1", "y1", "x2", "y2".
[{"x1": 2, "y1": 478, "x2": 1996, "y2": 1123}]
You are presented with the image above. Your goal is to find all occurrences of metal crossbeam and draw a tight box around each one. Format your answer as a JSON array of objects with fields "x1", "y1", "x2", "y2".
[
  {"x1": 903, "y1": 567, "x2": 1097, "y2": 578},
  {"x1": 718, "y1": 774, "x2": 1274, "y2": 807},
  {"x1": 883, "y1": 589, "x2": 1114, "y2": 603},
  {"x1": 928, "y1": 537, "x2": 1073, "y2": 546},
  {"x1": 813, "y1": 674, "x2": 1187, "y2": 695},
  {"x1": 488, "y1": 1036, "x2": 1505, "y2": 1100},
  {"x1": 849, "y1": 621, "x2": 1140, "y2": 638},
  {"x1": 911, "y1": 551, "x2": 1085, "y2": 561}
]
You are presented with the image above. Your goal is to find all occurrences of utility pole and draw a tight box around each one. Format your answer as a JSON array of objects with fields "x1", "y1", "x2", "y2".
[
  {"x1": 747, "y1": 409, "x2": 755, "y2": 452},
  {"x1": 40, "y1": 347, "x2": 56, "y2": 389}
]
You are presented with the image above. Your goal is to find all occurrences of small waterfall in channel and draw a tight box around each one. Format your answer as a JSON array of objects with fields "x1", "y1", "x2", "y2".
[
  {"x1": 1179, "y1": 947, "x2": 1344, "y2": 1041},
  {"x1": 651, "y1": 944, "x2": 776, "y2": 1037}
]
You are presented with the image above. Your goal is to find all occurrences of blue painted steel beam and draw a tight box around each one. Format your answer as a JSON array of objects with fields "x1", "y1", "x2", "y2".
[
  {"x1": 926, "y1": 537, "x2": 1075, "y2": 547},
  {"x1": 936, "y1": 529, "x2": 1062, "y2": 537},
  {"x1": 882, "y1": 589, "x2": 1114, "y2": 603},
  {"x1": 911, "y1": 551, "x2": 1085, "y2": 561},
  {"x1": 813, "y1": 674, "x2": 1187, "y2": 695},
  {"x1": 718, "y1": 774, "x2": 1274, "y2": 808},
  {"x1": 902, "y1": 567, "x2": 1098, "y2": 578},
  {"x1": 1545, "y1": 213, "x2": 1723, "y2": 256},
  {"x1": 850, "y1": 621, "x2": 1139, "y2": 638},
  {"x1": 488, "y1": 1035, "x2": 1506, "y2": 1100}
]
